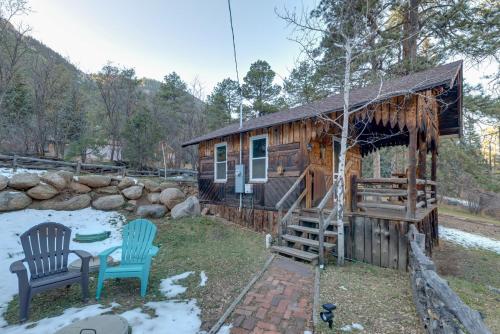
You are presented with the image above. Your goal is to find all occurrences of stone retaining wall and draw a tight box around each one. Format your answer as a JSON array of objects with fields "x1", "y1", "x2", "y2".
[{"x1": 0, "y1": 171, "x2": 199, "y2": 219}]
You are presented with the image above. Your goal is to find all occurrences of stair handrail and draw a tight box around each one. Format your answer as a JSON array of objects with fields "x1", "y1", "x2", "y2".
[
  {"x1": 275, "y1": 164, "x2": 311, "y2": 210},
  {"x1": 316, "y1": 178, "x2": 339, "y2": 266},
  {"x1": 276, "y1": 165, "x2": 312, "y2": 246}
]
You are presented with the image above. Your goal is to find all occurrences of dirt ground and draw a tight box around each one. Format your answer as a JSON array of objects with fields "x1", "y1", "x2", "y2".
[
  {"x1": 433, "y1": 241, "x2": 500, "y2": 333},
  {"x1": 439, "y1": 213, "x2": 500, "y2": 240}
]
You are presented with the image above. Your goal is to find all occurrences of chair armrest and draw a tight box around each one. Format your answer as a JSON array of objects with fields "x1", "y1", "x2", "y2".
[
  {"x1": 10, "y1": 259, "x2": 27, "y2": 274},
  {"x1": 98, "y1": 246, "x2": 122, "y2": 258},
  {"x1": 10, "y1": 260, "x2": 29, "y2": 287},
  {"x1": 70, "y1": 249, "x2": 92, "y2": 260},
  {"x1": 148, "y1": 246, "x2": 159, "y2": 257}
]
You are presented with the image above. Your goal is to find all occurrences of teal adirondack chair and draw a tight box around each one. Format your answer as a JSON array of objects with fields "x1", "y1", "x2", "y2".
[{"x1": 96, "y1": 219, "x2": 159, "y2": 299}]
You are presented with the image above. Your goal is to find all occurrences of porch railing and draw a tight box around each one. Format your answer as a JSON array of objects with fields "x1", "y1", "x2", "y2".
[
  {"x1": 351, "y1": 176, "x2": 437, "y2": 216},
  {"x1": 276, "y1": 165, "x2": 312, "y2": 245}
]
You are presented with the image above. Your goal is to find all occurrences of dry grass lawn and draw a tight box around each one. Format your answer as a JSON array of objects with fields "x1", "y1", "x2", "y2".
[{"x1": 317, "y1": 262, "x2": 423, "y2": 334}]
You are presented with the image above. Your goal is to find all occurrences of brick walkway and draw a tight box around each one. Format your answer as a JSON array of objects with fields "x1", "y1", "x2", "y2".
[{"x1": 226, "y1": 256, "x2": 314, "y2": 334}]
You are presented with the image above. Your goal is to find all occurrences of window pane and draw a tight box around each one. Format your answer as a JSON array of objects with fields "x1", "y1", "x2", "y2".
[
  {"x1": 252, "y1": 158, "x2": 266, "y2": 179},
  {"x1": 216, "y1": 145, "x2": 226, "y2": 162},
  {"x1": 252, "y1": 138, "x2": 266, "y2": 158},
  {"x1": 216, "y1": 162, "x2": 226, "y2": 180}
]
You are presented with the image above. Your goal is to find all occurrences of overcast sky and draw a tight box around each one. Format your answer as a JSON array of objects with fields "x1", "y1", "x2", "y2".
[{"x1": 15, "y1": 0, "x2": 495, "y2": 96}]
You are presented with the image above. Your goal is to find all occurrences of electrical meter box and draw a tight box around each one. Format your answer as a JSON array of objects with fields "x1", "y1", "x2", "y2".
[
  {"x1": 235, "y1": 164, "x2": 245, "y2": 193},
  {"x1": 244, "y1": 184, "x2": 253, "y2": 194}
]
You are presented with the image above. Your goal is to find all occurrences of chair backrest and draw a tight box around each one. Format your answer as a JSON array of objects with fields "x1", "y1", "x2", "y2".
[
  {"x1": 20, "y1": 222, "x2": 72, "y2": 279},
  {"x1": 121, "y1": 219, "x2": 157, "y2": 264}
]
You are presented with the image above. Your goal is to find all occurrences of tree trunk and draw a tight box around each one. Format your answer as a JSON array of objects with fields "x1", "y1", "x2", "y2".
[
  {"x1": 335, "y1": 40, "x2": 353, "y2": 266},
  {"x1": 402, "y1": 0, "x2": 420, "y2": 73}
]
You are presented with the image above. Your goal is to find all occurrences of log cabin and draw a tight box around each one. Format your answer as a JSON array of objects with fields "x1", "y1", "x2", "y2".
[{"x1": 182, "y1": 61, "x2": 463, "y2": 269}]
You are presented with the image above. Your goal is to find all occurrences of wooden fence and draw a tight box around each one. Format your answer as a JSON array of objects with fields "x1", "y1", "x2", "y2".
[
  {"x1": 408, "y1": 225, "x2": 491, "y2": 334},
  {"x1": 0, "y1": 154, "x2": 197, "y2": 179}
]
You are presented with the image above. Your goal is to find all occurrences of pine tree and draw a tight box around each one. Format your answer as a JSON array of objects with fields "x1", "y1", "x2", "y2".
[
  {"x1": 205, "y1": 78, "x2": 239, "y2": 130},
  {"x1": 241, "y1": 60, "x2": 281, "y2": 117},
  {"x1": 284, "y1": 61, "x2": 327, "y2": 106}
]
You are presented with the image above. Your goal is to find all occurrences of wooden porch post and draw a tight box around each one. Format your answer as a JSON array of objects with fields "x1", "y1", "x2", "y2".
[
  {"x1": 431, "y1": 149, "x2": 437, "y2": 199},
  {"x1": 417, "y1": 135, "x2": 427, "y2": 180},
  {"x1": 407, "y1": 128, "x2": 417, "y2": 218},
  {"x1": 417, "y1": 134, "x2": 427, "y2": 207}
]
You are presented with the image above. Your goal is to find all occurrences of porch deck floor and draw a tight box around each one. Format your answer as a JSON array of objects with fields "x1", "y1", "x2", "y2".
[{"x1": 304, "y1": 204, "x2": 437, "y2": 223}]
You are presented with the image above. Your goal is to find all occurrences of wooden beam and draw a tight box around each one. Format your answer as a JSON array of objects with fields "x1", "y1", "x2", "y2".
[
  {"x1": 431, "y1": 149, "x2": 437, "y2": 198},
  {"x1": 407, "y1": 127, "x2": 417, "y2": 218}
]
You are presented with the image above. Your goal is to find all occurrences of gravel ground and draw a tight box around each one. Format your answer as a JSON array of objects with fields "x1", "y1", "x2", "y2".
[{"x1": 317, "y1": 262, "x2": 424, "y2": 334}]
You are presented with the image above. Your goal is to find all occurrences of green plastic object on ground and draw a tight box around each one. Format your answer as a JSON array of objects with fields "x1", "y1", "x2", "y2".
[{"x1": 73, "y1": 231, "x2": 111, "y2": 243}]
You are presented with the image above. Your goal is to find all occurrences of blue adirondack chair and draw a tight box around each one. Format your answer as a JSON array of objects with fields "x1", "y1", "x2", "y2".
[{"x1": 96, "y1": 219, "x2": 158, "y2": 299}]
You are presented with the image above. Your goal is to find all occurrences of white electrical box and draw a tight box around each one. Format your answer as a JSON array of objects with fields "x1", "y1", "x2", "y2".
[{"x1": 244, "y1": 184, "x2": 253, "y2": 194}]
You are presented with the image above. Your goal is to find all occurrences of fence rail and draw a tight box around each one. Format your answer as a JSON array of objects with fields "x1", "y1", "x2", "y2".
[
  {"x1": 408, "y1": 225, "x2": 491, "y2": 334},
  {"x1": 0, "y1": 154, "x2": 197, "y2": 179}
]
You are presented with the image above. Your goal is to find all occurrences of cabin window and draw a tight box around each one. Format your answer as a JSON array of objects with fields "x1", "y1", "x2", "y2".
[
  {"x1": 214, "y1": 142, "x2": 227, "y2": 182},
  {"x1": 250, "y1": 135, "x2": 268, "y2": 182}
]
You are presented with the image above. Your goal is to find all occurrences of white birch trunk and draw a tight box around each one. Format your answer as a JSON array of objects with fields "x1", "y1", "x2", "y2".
[{"x1": 335, "y1": 40, "x2": 352, "y2": 266}]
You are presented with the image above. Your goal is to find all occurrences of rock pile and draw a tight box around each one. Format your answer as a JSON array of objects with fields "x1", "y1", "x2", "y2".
[{"x1": 0, "y1": 171, "x2": 200, "y2": 219}]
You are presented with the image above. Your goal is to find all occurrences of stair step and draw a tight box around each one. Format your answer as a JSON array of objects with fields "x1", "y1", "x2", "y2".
[
  {"x1": 298, "y1": 216, "x2": 338, "y2": 226},
  {"x1": 288, "y1": 225, "x2": 337, "y2": 237},
  {"x1": 271, "y1": 246, "x2": 319, "y2": 263},
  {"x1": 282, "y1": 235, "x2": 336, "y2": 248}
]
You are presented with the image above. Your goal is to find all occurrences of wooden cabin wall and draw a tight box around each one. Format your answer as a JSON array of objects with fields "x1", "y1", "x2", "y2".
[
  {"x1": 197, "y1": 121, "x2": 308, "y2": 211},
  {"x1": 198, "y1": 119, "x2": 364, "y2": 212}
]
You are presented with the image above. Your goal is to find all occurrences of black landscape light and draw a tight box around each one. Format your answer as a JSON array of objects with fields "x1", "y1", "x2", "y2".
[{"x1": 320, "y1": 303, "x2": 336, "y2": 329}]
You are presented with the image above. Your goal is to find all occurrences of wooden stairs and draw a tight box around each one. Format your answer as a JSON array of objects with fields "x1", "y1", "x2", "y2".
[{"x1": 271, "y1": 210, "x2": 338, "y2": 264}]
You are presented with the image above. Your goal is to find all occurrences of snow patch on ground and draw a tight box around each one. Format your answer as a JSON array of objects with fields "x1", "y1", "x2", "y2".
[
  {"x1": 2, "y1": 304, "x2": 115, "y2": 334},
  {"x1": 121, "y1": 300, "x2": 203, "y2": 334},
  {"x1": 0, "y1": 208, "x2": 125, "y2": 327},
  {"x1": 3, "y1": 299, "x2": 204, "y2": 334},
  {"x1": 159, "y1": 271, "x2": 194, "y2": 298},
  {"x1": 439, "y1": 226, "x2": 500, "y2": 254},
  {"x1": 200, "y1": 271, "x2": 208, "y2": 287},
  {"x1": 0, "y1": 167, "x2": 46, "y2": 177},
  {"x1": 217, "y1": 324, "x2": 233, "y2": 334},
  {"x1": 341, "y1": 323, "x2": 364, "y2": 332}
]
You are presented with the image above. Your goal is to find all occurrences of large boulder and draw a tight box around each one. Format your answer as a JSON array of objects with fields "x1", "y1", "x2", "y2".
[
  {"x1": 56, "y1": 170, "x2": 74, "y2": 185},
  {"x1": 117, "y1": 177, "x2": 136, "y2": 190},
  {"x1": 0, "y1": 175, "x2": 7, "y2": 191},
  {"x1": 39, "y1": 194, "x2": 91, "y2": 211},
  {"x1": 40, "y1": 172, "x2": 67, "y2": 190},
  {"x1": 143, "y1": 180, "x2": 161, "y2": 193},
  {"x1": 136, "y1": 204, "x2": 166, "y2": 218},
  {"x1": 0, "y1": 191, "x2": 32, "y2": 211},
  {"x1": 27, "y1": 183, "x2": 59, "y2": 200},
  {"x1": 70, "y1": 182, "x2": 92, "y2": 194},
  {"x1": 8, "y1": 173, "x2": 40, "y2": 190},
  {"x1": 122, "y1": 185, "x2": 143, "y2": 200},
  {"x1": 77, "y1": 175, "x2": 111, "y2": 188},
  {"x1": 147, "y1": 192, "x2": 161, "y2": 204},
  {"x1": 92, "y1": 195, "x2": 125, "y2": 210},
  {"x1": 171, "y1": 196, "x2": 200, "y2": 219},
  {"x1": 95, "y1": 186, "x2": 120, "y2": 195},
  {"x1": 160, "y1": 188, "x2": 185, "y2": 209}
]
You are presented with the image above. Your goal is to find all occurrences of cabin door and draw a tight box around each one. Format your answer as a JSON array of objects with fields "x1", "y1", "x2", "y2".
[{"x1": 306, "y1": 136, "x2": 337, "y2": 208}]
